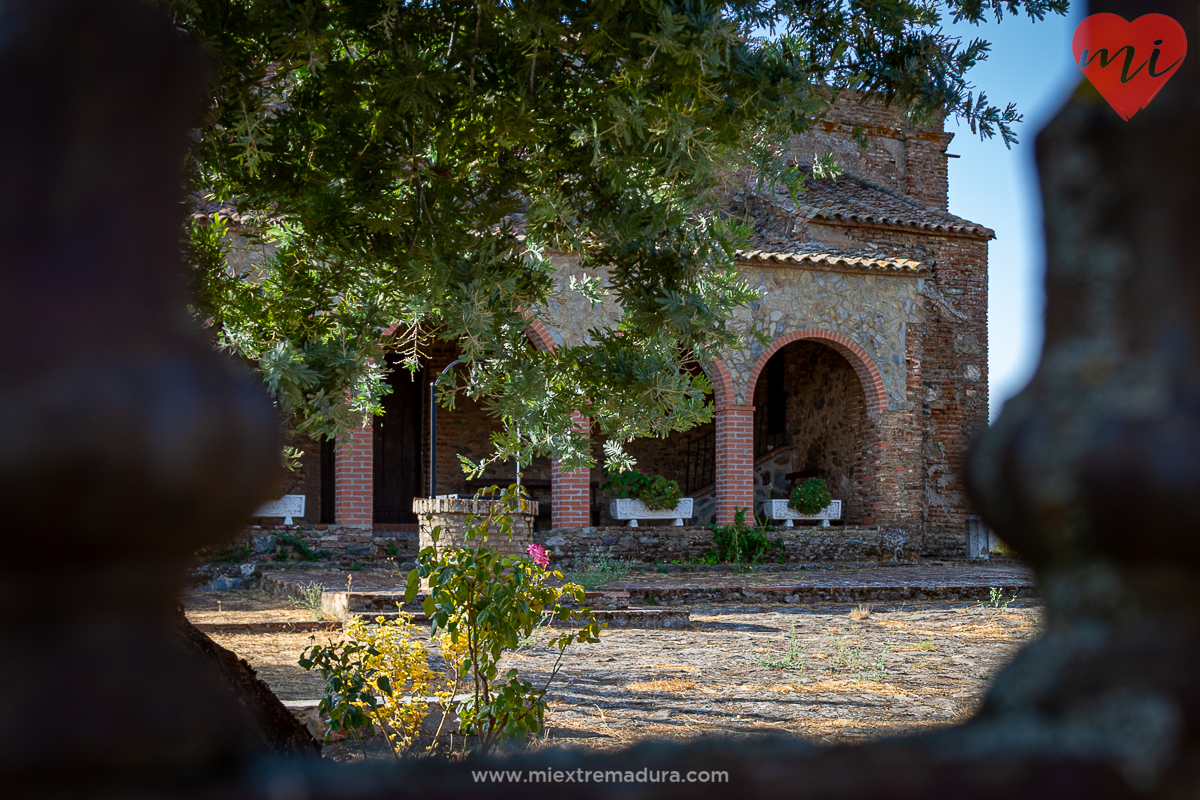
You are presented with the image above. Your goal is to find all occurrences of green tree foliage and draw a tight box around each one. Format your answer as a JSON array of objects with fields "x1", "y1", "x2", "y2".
[{"x1": 162, "y1": 0, "x2": 1065, "y2": 471}]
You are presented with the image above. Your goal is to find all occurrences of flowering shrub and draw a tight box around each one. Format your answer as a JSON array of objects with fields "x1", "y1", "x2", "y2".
[
  {"x1": 526, "y1": 543, "x2": 550, "y2": 568},
  {"x1": 300, "y1": 487, "x2": 599, "y2": 756},
  {"x1": 789, "y1": 477, "x2": 832, "y2": 514},
  {"x1": 406, "y1": 487, "x2": 601, "y2": 752}
]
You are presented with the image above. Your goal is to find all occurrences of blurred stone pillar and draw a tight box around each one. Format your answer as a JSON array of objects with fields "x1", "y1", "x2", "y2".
[{"x1": 0, "y1": 0, "x2": 283, "y2": 792}]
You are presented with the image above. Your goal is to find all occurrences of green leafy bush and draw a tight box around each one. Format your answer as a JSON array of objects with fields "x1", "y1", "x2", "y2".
[
  {"x1": 406, "y1": 487, "x2": 603, "y2": 753},
  {"x1": 299, "y1": 612, "x2": 442, "y2": 755},
  {"x1": 789, "y1": 477, "x2": 831, "y2": 514},
  {"x1": 271, "y1": 534, "x2": 334, "y2": 562},
  {"x1": 301, "y1": 487, "x2": 602, "y2": 756},
  {"x1": 603, "y1": 468, "x2": 682, "y2": 511},
  {"x1": 706, "y1": 508, "x2": 784, "y2": 564}
]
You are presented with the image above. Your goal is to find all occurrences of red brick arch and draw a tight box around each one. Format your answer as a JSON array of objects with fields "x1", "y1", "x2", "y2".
[
  {"x1": 745, "y1": 329, "x2": 888, "y2": 420},
  {"x1": 523, "y1": 317, "x2": 557, "y2": 353},
  {"x1": 706, "y1": 357, "x2": 736, "y2": 411}
]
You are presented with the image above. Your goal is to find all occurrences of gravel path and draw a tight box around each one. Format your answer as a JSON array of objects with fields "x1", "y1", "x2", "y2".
[{"x1": 188, "y1": 587, "x2": 1041, "y2": 750}]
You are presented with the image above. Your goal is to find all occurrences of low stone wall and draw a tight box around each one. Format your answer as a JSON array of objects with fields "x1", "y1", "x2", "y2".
[
  {"x1": 197, "y1": 517, "x2": 946, "y2": 574},
  {"x1": 200, "y1": 525, "x2": 420, "y2": 568},
  {"x1": 539, "y1": 525, "x2": 924, "y2": 564}
]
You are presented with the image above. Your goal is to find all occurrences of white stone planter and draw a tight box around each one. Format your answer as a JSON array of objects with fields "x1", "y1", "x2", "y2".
[
  {"x1": 610, "y1": 497, "x2": 694, "y2": 527},
  {"x1": 762, "y1": 499, "x2": 842, "y2": 527},
  {"x1": 254, "y1": 494, "x2": 306, "y2": 525}
]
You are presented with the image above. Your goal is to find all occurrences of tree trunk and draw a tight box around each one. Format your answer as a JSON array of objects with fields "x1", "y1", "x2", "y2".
[{"x1": 174, "y1": 607, "x2": 321, "y2": 758}]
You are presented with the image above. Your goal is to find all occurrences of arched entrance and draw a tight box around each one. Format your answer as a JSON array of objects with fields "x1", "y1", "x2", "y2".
[{"x1": 750, "y1": 339, "x2": 872, "y2": 524}]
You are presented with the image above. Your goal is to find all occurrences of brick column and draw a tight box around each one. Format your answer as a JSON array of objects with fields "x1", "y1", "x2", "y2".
[
  {"x1": 714, "y1": 403, "x2": 754, "y2": 524},
  {"x1": 551, "y1": 413, "x2": 591, "y2": 528},
  {"x1": 334, "y1": 425, "x2": 374, "y2": 526}
]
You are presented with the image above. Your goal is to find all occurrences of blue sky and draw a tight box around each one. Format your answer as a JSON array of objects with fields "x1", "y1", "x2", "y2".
[{"x1": 941, "y1": 2, "x2": 1087, "y2": 419}]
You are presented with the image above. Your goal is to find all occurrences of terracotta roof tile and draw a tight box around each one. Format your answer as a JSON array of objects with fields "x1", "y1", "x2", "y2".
[
  {"x1": 735, "y1": 246, "x2": 925, "y2": 273},
  {"x1": 793, "y1": 173, "x2": 994, "y2": 237}
]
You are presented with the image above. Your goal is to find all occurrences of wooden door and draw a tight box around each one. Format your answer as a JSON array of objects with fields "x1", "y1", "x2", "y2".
[{"x1": 373, "y1": 356, "x2": 422, "y2": 524}]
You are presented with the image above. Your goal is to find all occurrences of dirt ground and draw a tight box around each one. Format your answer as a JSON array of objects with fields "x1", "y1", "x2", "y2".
[{"x1": 186, "y1": 588, "x2": 1041, "y2": 756}]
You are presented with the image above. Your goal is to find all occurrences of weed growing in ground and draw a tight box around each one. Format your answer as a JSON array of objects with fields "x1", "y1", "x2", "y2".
[
  {"x1": 381, "y1": 557, "x2": 408, "y2": 580},
  {"x1": 829, "y1": 632, "x2": 893, "y2": 682},
  {"x1": 565, "y1": 545, "x2": 635, "y2": 590},
  {"x1": 829, "y1": 634, "x2": 867, "y2": 673},
  {"x1": 705, "y1": 508, "x2": 784, "y2": 564},
  {"x1": 864, "y1": 639, "x2": 893, "y2": 682},
  {"x1": 985, "y1": 587, "x2": 1017, "y2": 615},
  {"x1": 916, "y1": 639, "x2": 936, "y2": 652},
  {"x1": 292, "y1": 581, "x2": 326, "y2": 620},
  {"x1": 849, "y1": 604, "x2": 871, "y2": 621},
  {"x1": 754, "y1": 621, "x2": 805, "y2": 674},
  {"x1": 517, "y1": 612, "x2": 556, "y2": 651}
]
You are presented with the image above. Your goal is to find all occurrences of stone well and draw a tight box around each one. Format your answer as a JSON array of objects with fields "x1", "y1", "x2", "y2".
[{"x1": 412, "y1": 497, "x2": 538, "y2": 558}]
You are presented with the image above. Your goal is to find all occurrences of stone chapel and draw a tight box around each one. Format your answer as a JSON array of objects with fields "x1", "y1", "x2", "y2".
[{"x1": 262, "y1": 95, "x2": 992, "y2": 561}]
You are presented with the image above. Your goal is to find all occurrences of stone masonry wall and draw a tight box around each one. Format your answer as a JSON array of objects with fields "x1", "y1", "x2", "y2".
[
  {"x1": 726, "y1": 265, "x2": 925, "y2": 406},
  {"x1": 206, "y1": 524, "x2": 420, "y2": 567},
  {"x1": 540, "y1": 525, "x2": 921, "y2": 565}
]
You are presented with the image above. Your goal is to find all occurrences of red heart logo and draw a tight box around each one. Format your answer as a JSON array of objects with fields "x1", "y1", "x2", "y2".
[{"x1": 1072, "y1": 13, "x2": 1187, "y2": 120}]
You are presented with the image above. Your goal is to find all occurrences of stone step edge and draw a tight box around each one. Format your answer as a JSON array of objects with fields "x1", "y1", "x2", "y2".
[
  {"x1": 190, "y1": 620, "x2": 342, "y2": 632},
  {"x1": 262, "y1": 574, "x2": 1037, "y2": 614},
  {"x1": 349, "y1": 609, "x2": 690, "y2": 630},
  {"x1": 190, "y1": 609, "x2": 690, "y2": 632}
]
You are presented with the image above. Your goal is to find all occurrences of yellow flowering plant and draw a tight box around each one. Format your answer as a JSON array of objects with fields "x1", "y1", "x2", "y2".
[{"x1": 300, "y1": 611, "x2": 446, "y2": 758}]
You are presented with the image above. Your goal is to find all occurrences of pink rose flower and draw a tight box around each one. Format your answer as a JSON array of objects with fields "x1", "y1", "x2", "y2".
[{"x1": 526, "y1": 543, "x2": 550, "y2": 568}]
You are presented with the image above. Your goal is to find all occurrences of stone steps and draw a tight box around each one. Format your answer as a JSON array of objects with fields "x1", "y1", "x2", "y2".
[
  {"x1": 347, "y1": 608, "x2": 690, "y2": 630},
  {"x1": 190, "y1": 620, "x2": 342, "y2": 633},
  {"x1": 262, "y1": 572, "x2": 1037, "y2": 620},
  {"x1": 617, "y1": 583, "x2": 1036, "y2": 605}
]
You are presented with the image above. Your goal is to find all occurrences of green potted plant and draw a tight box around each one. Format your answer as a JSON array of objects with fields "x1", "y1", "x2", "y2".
[
  {"x1": 604, "y1": 468, "x2": 692, "y2": 527},
  {"x1": 762, "y1": 477, "x2": 841, "y2": 527}
]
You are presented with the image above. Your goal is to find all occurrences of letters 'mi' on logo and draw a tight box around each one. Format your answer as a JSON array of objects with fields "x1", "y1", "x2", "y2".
[{"x1": 1073, "y1": 14, "x2": 1187, "y2": 120}]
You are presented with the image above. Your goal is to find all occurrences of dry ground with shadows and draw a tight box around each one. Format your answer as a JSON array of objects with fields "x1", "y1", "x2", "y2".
[{"x1": 185, "y1": 588, "x2": 1041, "y2": 755}]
